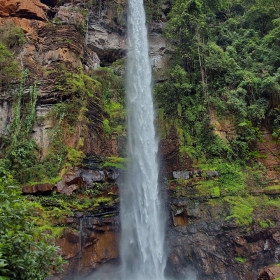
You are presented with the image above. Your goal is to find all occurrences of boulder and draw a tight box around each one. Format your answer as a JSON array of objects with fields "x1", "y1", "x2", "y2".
[
  {"x1": 206, "y1": 171, "x2": 219, "y2": 177},
  {"x1": 54, "y1": 5, "x2": 84, "y2": 26},
  {"x1": 173, "y1": 171, "x2": 190, "y2": 180},
  {"x1": 53, "y1": 168, "x2": 120, "y2": 195},
  {"x1": 87, "y1": 22, "x2": 126, "y2": 64},
  {"x1": 0, "y1": 0, "x2": 48, "y2": 20},
  {"x1": 258, "y1": 264, "x2": 280, "y2": 280},
  {"x1": 80, "y1": 169, "x2": 106, "y2": 184},
  {"x1": 22, "y1": 183, "x2": 53, "y2": 194}
]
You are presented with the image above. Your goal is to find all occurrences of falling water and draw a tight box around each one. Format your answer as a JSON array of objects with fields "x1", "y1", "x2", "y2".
[{"x1": 120, "y1": 0, "x2": 166, "y2": 279}]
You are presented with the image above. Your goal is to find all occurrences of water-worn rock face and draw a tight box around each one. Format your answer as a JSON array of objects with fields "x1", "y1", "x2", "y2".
[
  {"x1": 58, "y1": 215, "x2": 119, "y2": 279},
  {"x1": 167, "y1": 218, "x2": 280, "y2": 279}
]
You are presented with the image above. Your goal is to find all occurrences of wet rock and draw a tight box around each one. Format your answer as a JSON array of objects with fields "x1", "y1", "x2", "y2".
[
  {"x1": 234, "y1": 236, "x2": 247, "y2": 246},
  {"x1": 105, "y1": 168, "x2": 119, "y2": 181},
  {"x1": 57, "y1": 216, "x2": 119, "y2": 279},
  {"x1": 0, "y1": 101, "x2": 10, "y2": 136},
  {"x1": 149, "y1": 33, "x2": 170, "y2": 81},
  {"x1": 55, "y1": 180, "x2": 78, "y2": 195},
  {"x1": 80, "y1": 169, "x2": 106, "y2": 184},
  {"x1": 32, "y1": 105, "x2": 53, "y2": 156},
  {"x1": 87, "y1": 21, "x2": 126, "y2": 64},
  {"x1": 273, "y1": 232, "x2": 280, "y2": 244},
  {"x1": 53, "y1": 168, "x2": 120, "y2": 195},
  {"x1": 206, "y1": 171, "x2": 219, "y2": 177},
  {"x1": 173, "y1": 171, "x2": 190, "y2": 180}
]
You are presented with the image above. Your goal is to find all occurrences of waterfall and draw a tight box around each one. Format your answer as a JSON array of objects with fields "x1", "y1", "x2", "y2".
[
  {"x1": 120, "y1": 0, "x2": 166, "y2": 279},
  {"x1": 75, "y1": 216, "x2": 83, "y2": 280}
]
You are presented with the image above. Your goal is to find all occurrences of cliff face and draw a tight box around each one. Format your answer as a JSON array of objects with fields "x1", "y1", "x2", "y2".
[
  {"x1": 1, "y1": 1, "x2": 280, "y2": 280},
  {"x1": 0, "y1": 0, "x2": 172, "y2": 158}
]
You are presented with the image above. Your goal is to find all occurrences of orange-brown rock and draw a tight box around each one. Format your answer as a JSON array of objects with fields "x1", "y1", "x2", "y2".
[
  {"x1": 258, "y1": 264, "x2": 280, "y2": 280},
  {"x1": 0, "y1": 0, "x2": 48, "y2": 20},
  {"x1": 22, "y1": 183, "x2": 54, "y2": 193},
  {"x1": 0, "y1": 16, "x2": 46, "y2": 37},
  {"x1": 57, "y1": 216, "x2": 119, "y2": 279},
  {"x1": 257, "y1": 129, "x2": 280, "y2": 184}
]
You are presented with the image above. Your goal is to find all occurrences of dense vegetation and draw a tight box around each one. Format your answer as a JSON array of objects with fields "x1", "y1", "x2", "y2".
[
  {"x1": 0, "y1": 25, "x2": 65, "y2": 279},
  {"x1": 154, "y1": 0, "x2": 280, "y2": 226},
  {"x1": 0, "y1": 176, "x2": 64, "y2": 279},
  {"x1": 156, "y1": 0, "x2": 280, "y2": 160}
]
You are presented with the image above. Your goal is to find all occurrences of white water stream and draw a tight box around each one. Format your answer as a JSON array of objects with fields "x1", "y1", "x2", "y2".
[
  {"x1": 86, "y1": 1, "x2": 198, "y2": 280},
  {"x1": 119, "y1": 0, "x2": 166, "y2": 279}
]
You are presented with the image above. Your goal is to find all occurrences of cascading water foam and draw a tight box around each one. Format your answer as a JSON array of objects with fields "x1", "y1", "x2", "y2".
[{"x1": 119, "y1": 0, "x2": 166, "y2": 279}]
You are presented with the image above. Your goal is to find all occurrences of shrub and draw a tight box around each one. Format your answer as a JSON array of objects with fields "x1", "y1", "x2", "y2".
[{"x1": 0, "y1": 177, "x2": 64, "y2": 279}]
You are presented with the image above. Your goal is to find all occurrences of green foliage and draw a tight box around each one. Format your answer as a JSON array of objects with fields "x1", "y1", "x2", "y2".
[
  {"x1": 66, "y1": 148, "x2": 86, "y2": 168},
  {"x1": 92, "y1": 67, "x2": 126, "y2": 142},
  {"x1": 0, "y1": 23, "x2": 26, "y2": 50},
  {"x1": 1, "y1": 71, "x2": 40, "y2": 183},
  {"x1": 225, "y1": 196, "x2": 257, "y2": 226},
  {"x1": 52, "y1": 63, "x2": 101, "y2": 98},
  {"x1": 102, "y1": 119, "x2": 111, "y2": 135},
  {"x1": 93, "y1": 196, "x2": 113, "y2": 207},
  {"x1": 259, "y1": 219, "x2": 274, "y2": 229},
  {"x1": 27, "y1": 183, "x2": 118, "y2": 216},
  {"x1": 198, "y1": 160, "x2": 246, "y2": 195},
  {"x1": 211, "y1": 186, "x2": 220, "y2": 197},
  {"x1": 0, "y1": 177, "x2": 63, "y2": 279},
  {"x1": 145, "y1": 0, "x2": 165, "y2": 22},
  {"x1": 0, "y1": 23, "x2": 24, "y2": 87},
  {"x1": 159, "y1": 0, "x2": 280, "y2": 161},
  {"x1": 0, "y1": 43, "x2": 21, "y2": 86},
  {"x1": 264, "y1": 185, "x2": 280, "y2": 191},
  {"x1": 102, "y1": 156, "x2": 127, "y2": 169},
  {"x1": 235, "y1": 257, "x2": 246, "y2": 263}
]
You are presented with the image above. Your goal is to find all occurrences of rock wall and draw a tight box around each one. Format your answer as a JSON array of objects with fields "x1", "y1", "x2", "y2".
[
  {"x1": 167, "y1": 197, "x2": 280, "y2": 280},
  {"x1": 0, "y1": 0, "x2": 171, "y2": 158},
  {"x1": 1, "y1": 1, "x2": 280, "y2": 280}
]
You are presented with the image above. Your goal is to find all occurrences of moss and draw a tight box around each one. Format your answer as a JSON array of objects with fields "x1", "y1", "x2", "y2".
[
  {"x1": 102, "y1": 156, "x2": 127, "y2": 169},
  {"x1": 0, "y1": 43, "x2": 21, "y2": 86},
  {"x1": 196, "y1": 180, "x2": 216, "y2": 196},
  {"x1": 235, "y1": 257, "x2": 246, "y2": 263},
  {"x1": 50, "y1": 63, "x2": 101, "y2": 98},
  {"x1": 211, "y1": 186, "x2": 220, "y2": 197},
  {"x1": 197, "y1": 160, "x2": 246, "y2": 196},
  {"x1": 225, "y1": 196, "x2": 257, "y2": 226},
  {"x1": 66, "y1": 148, "x2": 86, "y2": 168},
  {"x1": 26, "y1": 176, "x2": 61, "y2": 186},
  {"x1": 259, "y1": 219, "x2": 275, "y2": 229},
  {"x1": 264, "y1": 185, "x2": 280, "y2": 191},
  {"x1": 102, "y1": 119, "x2": 111, "y2": 135},
  {"x1": 264, "y1": 197, "x2": 280, "y2": 210},
  {"x1": 0, "y1": 23, "x2": 26, "y2": 50},
  {"x1": 93, "y1": 196, "x2": 113, "y2": 207},
  {"x1": 38, "y1": 224, "x2": 65, "y2": 238}
]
